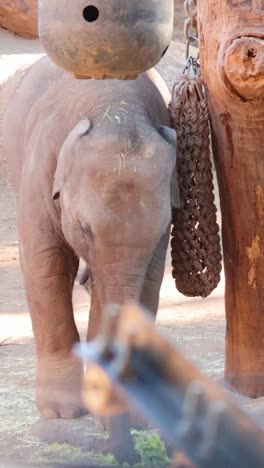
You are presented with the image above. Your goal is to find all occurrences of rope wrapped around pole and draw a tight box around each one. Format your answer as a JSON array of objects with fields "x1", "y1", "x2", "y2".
[{"x1": 170, "y1": 74, "x2": 222, "y2": 298}]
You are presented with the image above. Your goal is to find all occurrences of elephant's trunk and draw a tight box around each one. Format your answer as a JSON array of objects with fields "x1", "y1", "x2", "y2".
[{"x1": 96, "y1": 259, "x2": 147, "y2": 306}]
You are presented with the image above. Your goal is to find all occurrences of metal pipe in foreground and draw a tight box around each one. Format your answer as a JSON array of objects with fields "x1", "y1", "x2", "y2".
[{"x1": 76, "y1": 303, "x2": 264, "y2": 468}]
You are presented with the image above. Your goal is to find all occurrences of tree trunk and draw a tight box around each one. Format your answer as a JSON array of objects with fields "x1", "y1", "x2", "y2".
[{"x1": 198, "y1": 0, "x2": 264, "y2": 397}]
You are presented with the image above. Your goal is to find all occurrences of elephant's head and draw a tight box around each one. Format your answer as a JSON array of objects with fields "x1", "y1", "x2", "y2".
[{"x1": 53, "y1": 117, "x2": 178, "y2": 304}]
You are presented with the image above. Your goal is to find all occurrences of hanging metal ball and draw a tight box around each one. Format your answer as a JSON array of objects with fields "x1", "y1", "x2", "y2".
[{"x1": 38, "y1": 0, "x2": 174, "y2": 79}]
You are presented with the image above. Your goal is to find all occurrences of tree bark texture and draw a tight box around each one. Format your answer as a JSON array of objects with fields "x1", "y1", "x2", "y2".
[
  {"x1": 198, "y1": 0, "x2": 264, "y2": 397},
  {"x1": 0, "y1": 0, "x2": 38, "y2": 38}
]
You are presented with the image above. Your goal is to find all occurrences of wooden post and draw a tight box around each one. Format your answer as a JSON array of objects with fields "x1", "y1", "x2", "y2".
[
  {"x1": 0, "y1": 0, "x2": 38, "y2": 38},
  {"x1": 198, "y1": 0, "x2": 264, "y2": 397}
]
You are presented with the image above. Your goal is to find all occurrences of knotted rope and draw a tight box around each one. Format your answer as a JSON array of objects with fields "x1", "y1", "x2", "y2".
[{"x1": 170, "y1": 74, "x2": 222, "y2": 298}]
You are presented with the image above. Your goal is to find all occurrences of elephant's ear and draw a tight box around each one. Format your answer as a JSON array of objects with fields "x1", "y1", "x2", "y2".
[
  {"x1": 61, "y1": 117, "x2": 92, "y2": 149},
  {"x1": 171, "y1": 167, "x2": 181, "y2": 208},
  {"x1": 53, "y1": 118, "x2": 91, "y2": 200},
  {"x1": 158, "y1": 126, "x2": 177, "y2": 147},
  {"x1": 158, "y1": 126, "x2": 180, "y2": 208}
]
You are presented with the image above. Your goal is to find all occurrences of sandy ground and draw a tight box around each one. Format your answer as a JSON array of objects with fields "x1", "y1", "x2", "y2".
[{"x1": 0, "y1": 22, "x2": 264, "y2": 468}]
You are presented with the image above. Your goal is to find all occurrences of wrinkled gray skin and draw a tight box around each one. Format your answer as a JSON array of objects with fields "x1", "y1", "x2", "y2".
[{"x1": 4, "y1": 57, "x2": 178, "y2": 426}]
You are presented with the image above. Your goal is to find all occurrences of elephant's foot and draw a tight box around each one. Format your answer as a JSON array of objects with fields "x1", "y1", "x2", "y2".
[
  {"x1": 94, "y1": 437, "x2": 140, "y2": 465},
  {"x1": 36, "y1": 353, "x2": 87, "y2": 419},
  {"x1": 94, "y1": 411, "x2": 149, "y2": 431},
  {"x1": 93, "y1": 413, "x2": 140, "y2": 465}
]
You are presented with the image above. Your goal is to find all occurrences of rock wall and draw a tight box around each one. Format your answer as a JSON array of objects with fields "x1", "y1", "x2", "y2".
[{"x1": 0, "y1": 0, "x2": 38, "y2": 38}]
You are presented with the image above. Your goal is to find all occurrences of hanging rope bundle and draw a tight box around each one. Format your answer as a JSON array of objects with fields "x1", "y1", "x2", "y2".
[{"x1": 169, "y1": 73, "x2": 222, "y2": 298}]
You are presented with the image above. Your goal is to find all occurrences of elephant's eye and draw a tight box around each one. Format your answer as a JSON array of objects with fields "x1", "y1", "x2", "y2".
[{"x1": 79, "y1": 221, "x2": 94, "y2": 240}]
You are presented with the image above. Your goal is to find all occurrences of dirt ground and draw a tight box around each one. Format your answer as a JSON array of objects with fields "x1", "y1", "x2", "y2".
[{"x1": 1, "y1": 20, "x2": 264, "y2": 468}]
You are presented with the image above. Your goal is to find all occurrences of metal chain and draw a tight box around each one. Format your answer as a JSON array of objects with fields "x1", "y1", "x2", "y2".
[
  {"x1": 184, "y1": 0, "x2": 200, "y2": 75},
  {"x1": 184, "y1": 0, "x2": 197, "y2": 18},
  {"x1": 184, "y1": 0, "x2": 198, "y2": 46}
]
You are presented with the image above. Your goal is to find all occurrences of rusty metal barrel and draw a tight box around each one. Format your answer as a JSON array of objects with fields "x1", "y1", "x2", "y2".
[{"x1": 38, "y1": 0, "x2": 174, "y2": 79}]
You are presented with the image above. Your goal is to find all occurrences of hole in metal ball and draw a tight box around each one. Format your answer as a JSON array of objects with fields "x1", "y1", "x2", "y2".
[{"x1": 83, "y1": 5, "x2": 99, "y2": 22}]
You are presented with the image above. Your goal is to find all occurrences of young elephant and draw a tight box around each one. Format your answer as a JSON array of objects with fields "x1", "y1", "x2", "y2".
[{"x1": 4, "y1": 56, "x2": 178, "y2": 420}]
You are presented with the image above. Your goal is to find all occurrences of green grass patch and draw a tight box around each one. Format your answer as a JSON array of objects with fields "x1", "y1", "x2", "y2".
[{"x1": 100, "y1": 431, "x2": 170, "y2": 467}]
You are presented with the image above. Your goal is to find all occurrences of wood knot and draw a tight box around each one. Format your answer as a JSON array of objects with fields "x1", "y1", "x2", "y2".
[{"x1": 223, "y1": 36, "x2": 264, "y2": 100}]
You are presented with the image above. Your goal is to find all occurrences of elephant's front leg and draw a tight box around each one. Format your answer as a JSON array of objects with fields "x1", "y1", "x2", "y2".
[{"x1": 19, "y1": 216, "x2": 84, "y2": 418}]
